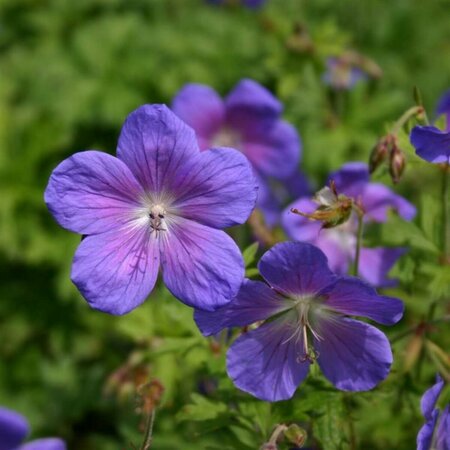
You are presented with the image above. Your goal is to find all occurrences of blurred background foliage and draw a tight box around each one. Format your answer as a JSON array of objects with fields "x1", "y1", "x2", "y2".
[{"x1": 0, "y1": 0, "x2": 449, "y2": 448}]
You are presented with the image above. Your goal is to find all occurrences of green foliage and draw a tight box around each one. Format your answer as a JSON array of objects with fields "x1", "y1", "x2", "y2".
[{"x1": 0, "y1": 0, "x2": 449, "y2": 449}]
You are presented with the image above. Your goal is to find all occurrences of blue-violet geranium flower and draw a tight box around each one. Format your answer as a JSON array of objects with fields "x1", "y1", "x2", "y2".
[
  {"x1": 282, "y1": 162, "x2": 416, "y2": 287},
  {"x1": 172, "y1": 79, "x2": 304, "y2": 226},
  {"x1": 0, "y1": 406, "x2": 65, "y2": 450},
  {"x1": 195, "y1": 241, "x2": 404, "y2": 402},
  {"x1": 45, "y1": 104, "x2": 257, "y2": 314}
]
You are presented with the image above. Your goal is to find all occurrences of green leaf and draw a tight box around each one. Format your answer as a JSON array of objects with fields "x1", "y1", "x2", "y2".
[
  {"x1": 176, "y1": 394, "x2": 229, "y2": 423},
  {"x1": 381, "y1": 211, "x2": 439, "y2": 255},
  {"x1": 420, "y1": 263, "x2": 450, "y2": 299},
  {"x1": 419, "y1": 194, "x2": 440, "y2": 246},
  {"x1": 312, "y1": 396, "x2": 347, "y2": 450},
  {"x1": 245, "y1": 267, "x2": 260, "y2": 278},
  {"x1": 243, "y1": 242, "x2": 259, "y2": 268}
]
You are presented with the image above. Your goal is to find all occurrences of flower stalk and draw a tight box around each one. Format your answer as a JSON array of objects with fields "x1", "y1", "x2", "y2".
[
  {"x1": 352, "y1": 205, "x2": 365, "y2": 277},
  {"x1": 140, "y1": 408, "x2": 156, "y2": 450}
]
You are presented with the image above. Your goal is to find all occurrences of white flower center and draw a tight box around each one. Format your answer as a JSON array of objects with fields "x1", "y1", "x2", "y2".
[
  {"x1": 130, "y1": 192, "x2": 178, "y2": 238},
  {"x1": 148, "y1": 204, "x2": 167, "y2": 233},
  {"x1": 282, "y1": 295, "x2": 325, "y2": 363},
  {"x1": 212, "y1": 127, "x2": 242, "y2": 149}
]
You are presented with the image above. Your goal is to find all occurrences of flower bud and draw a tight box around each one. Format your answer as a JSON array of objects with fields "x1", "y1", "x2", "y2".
[
  {"x1": 389, "y1": 145, "x2": 406, "y2": 184},
  {"x1": 369, "y1": 135, "x2": 391, "y2": 174},
  {"x1": 284, "y1": 424, "x2": 307, "y2": 447}
]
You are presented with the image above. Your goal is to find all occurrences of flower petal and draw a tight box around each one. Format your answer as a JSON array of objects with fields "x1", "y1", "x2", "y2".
[
  {"x1": 315, "y1": 235, "x2": 352, "y2": 275},
  {"x1": 0, "y1": 407, "x2": 29, "y2": 450},
  {"x1": 315, "y1": 317, "x2": 393, "y2": 391},
  {"x1": 255, "y1": 172, "x2": 282, "y2": 227},
  {"x1": 410, "y1": 126, "x2": 450, "y2": 164},
  {"x1": 227, "y1": 315, "x2": 310, "y2": 401},
  {"x1": 160, "y1": 218, "x2": 244, "y2": 311},
  {"x1": 225, "y1": 79, "x2": 282, "y2": 133},
  {"x1": 328, "y1": 162, "x2": 369, "y2": 195},
  {"x1": 45, "y1": 151, "x2": 144, "y2": 235},
  {"x1": 258, "y1": 242, "x2": 337, "y2": 297},
  {"x1": 173, "y1": 147, "x2": 257, "y2": 229},
  {"x1": 71, "y1": 225, "x2": 159, "y2": 315},
  {"x1": 241, "y1": 120, "x2": 301, "y2": 179},
  {"x1": 361, "y1": 183, "x2": 416, "y2": 222},
  {"x1": 19, "y1": 438, "x2": 66, "y2": 450},
  {"x1": 436, "y1": 404, "x2": 450, "y2": 450},
  {"x1": 417, "y1": 410, "x2": 439, "y2": 450},
  {"x1": 359, "y1": 247, "x2": 406, "y2": 288},
  {"x1": 324, "y1": 276, "x2": 404, "y2": 325},
  {"x1": 421, "y1": 375, "x2": 445, "y2": 421},
  {"x1": 171, "y1": 83, "x2": 225, "y2": 149},
  {"x1": 282, "y1": 198, "x2": 322, "y2": 242},
  {"x1": 194, "y1": 279, "x2": 290, "y2": 336},
  {"x1": 117, "y1": 104, "x2": 200, "y2": 193}
]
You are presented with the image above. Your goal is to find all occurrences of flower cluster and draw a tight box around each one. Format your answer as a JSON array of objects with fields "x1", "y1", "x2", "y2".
[
  {"x1": 0, "y1": 407, "x2": 65, "y2": 450},
  {"x1": 283, "y1": 162, "x2": 416, "y2": 287},
  {"x1": 44, "y1": 80, "x2": 436, "y2": 429}
]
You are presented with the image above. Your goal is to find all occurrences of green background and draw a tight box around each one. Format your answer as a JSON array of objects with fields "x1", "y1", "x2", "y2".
[{"x1": 0, "y1": 0, "x2": 449, "y2": 448}]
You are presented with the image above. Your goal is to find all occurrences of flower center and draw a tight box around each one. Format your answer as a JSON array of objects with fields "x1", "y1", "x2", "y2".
[
  {"x1": 283, "y1": 296, "x2": 324, "y2": 363},
  {"x1": 148, "y1": 204, "x2": 167, "y2": 233},
  {"x1": 212, "y1": 127, "x2": 242, "y2": 150}
]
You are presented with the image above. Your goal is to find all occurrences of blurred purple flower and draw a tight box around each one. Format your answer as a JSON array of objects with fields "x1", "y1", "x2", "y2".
[
  {"x1": 410, "y1": 126, "x2": 450, "y2": 164},
  {"x1": 207, "y1": 0, "x2": 267, "y2": 9},
  {"x1": 0, "y1": 407, "x2": 65, "y2": 450},
  {"x1": 45, "y1": 105, "x2": 257, "y2": 314},
  {"x1": 172, "y1": 79, "x2": 303, "y2": 225},
  {"x1": 322, "y1": 57, "x2": 366, "y2": 90},
  {"x1": 436, "y1": 88, "x2": 450, "y2": 131},
  {"x1": 282, "y1": 162, "x2": 416, "y2": 287},
  {"x1": 195, "y1": 242, "x2": 403, "y2": 401},
  {"x1": 417, "y1": 375, "x2": 449, "y2": 450}
]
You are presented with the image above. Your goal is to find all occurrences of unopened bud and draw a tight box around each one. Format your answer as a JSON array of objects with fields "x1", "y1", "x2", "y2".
[
  {"x1": 369, "y1": 135, "x2": 391, "y2": 174},
  {"x1": 284, "y1": 424, "x2": 307, "y2": 447},
  {"x1": 389, "y1": 145, "x2": 406, "y2": 184}
]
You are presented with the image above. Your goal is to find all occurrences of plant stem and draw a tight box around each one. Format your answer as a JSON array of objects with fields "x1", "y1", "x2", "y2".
[
  {"x1": 268, "y1": 424, "x2": 288, "y2": 445},
  {"x1": 441, "y1": 164, "x2": 449, "y2": 260},
  {"x1": 352, "y1": 209, "x2": 364, "y2": 277},
  {"x1": 140, "y1": 409, "x2": 156, "y2": 450},
  {"x1": 391, "y1": 105, "x2": 424, "y2": 135}
]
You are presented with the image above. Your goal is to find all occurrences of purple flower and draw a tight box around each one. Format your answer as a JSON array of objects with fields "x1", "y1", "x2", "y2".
[
  {"x1": 322, "y1": 57, "x2": 366, "y2": 91},
  {"x1": 417, "y1": 375, "x2": 449, "y2": 450},
  {"x1": 195, "y1": 242, "x2": 403, "y2": 402},
  {"x1": 0, "y1": 407, "x2": 65, "y2": 450},
  {"x1": 436, "y1": 88, "x2": 450, "y2": 131},
  {"x1": 410, "y1": 126, "x2": 450, "y2": 164},
  {"x1": 282, "y1": 162, "x2": 416, "y2": 287},
  {"x1": 207, "y1": 0, "x2": 267, "y2": 9},
  {"x1": 172, "y1": 79, "x2": 302, "y2": 225},
  {"x1": 45, "y1": 105, "x2": 257, "y2": 314}
]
